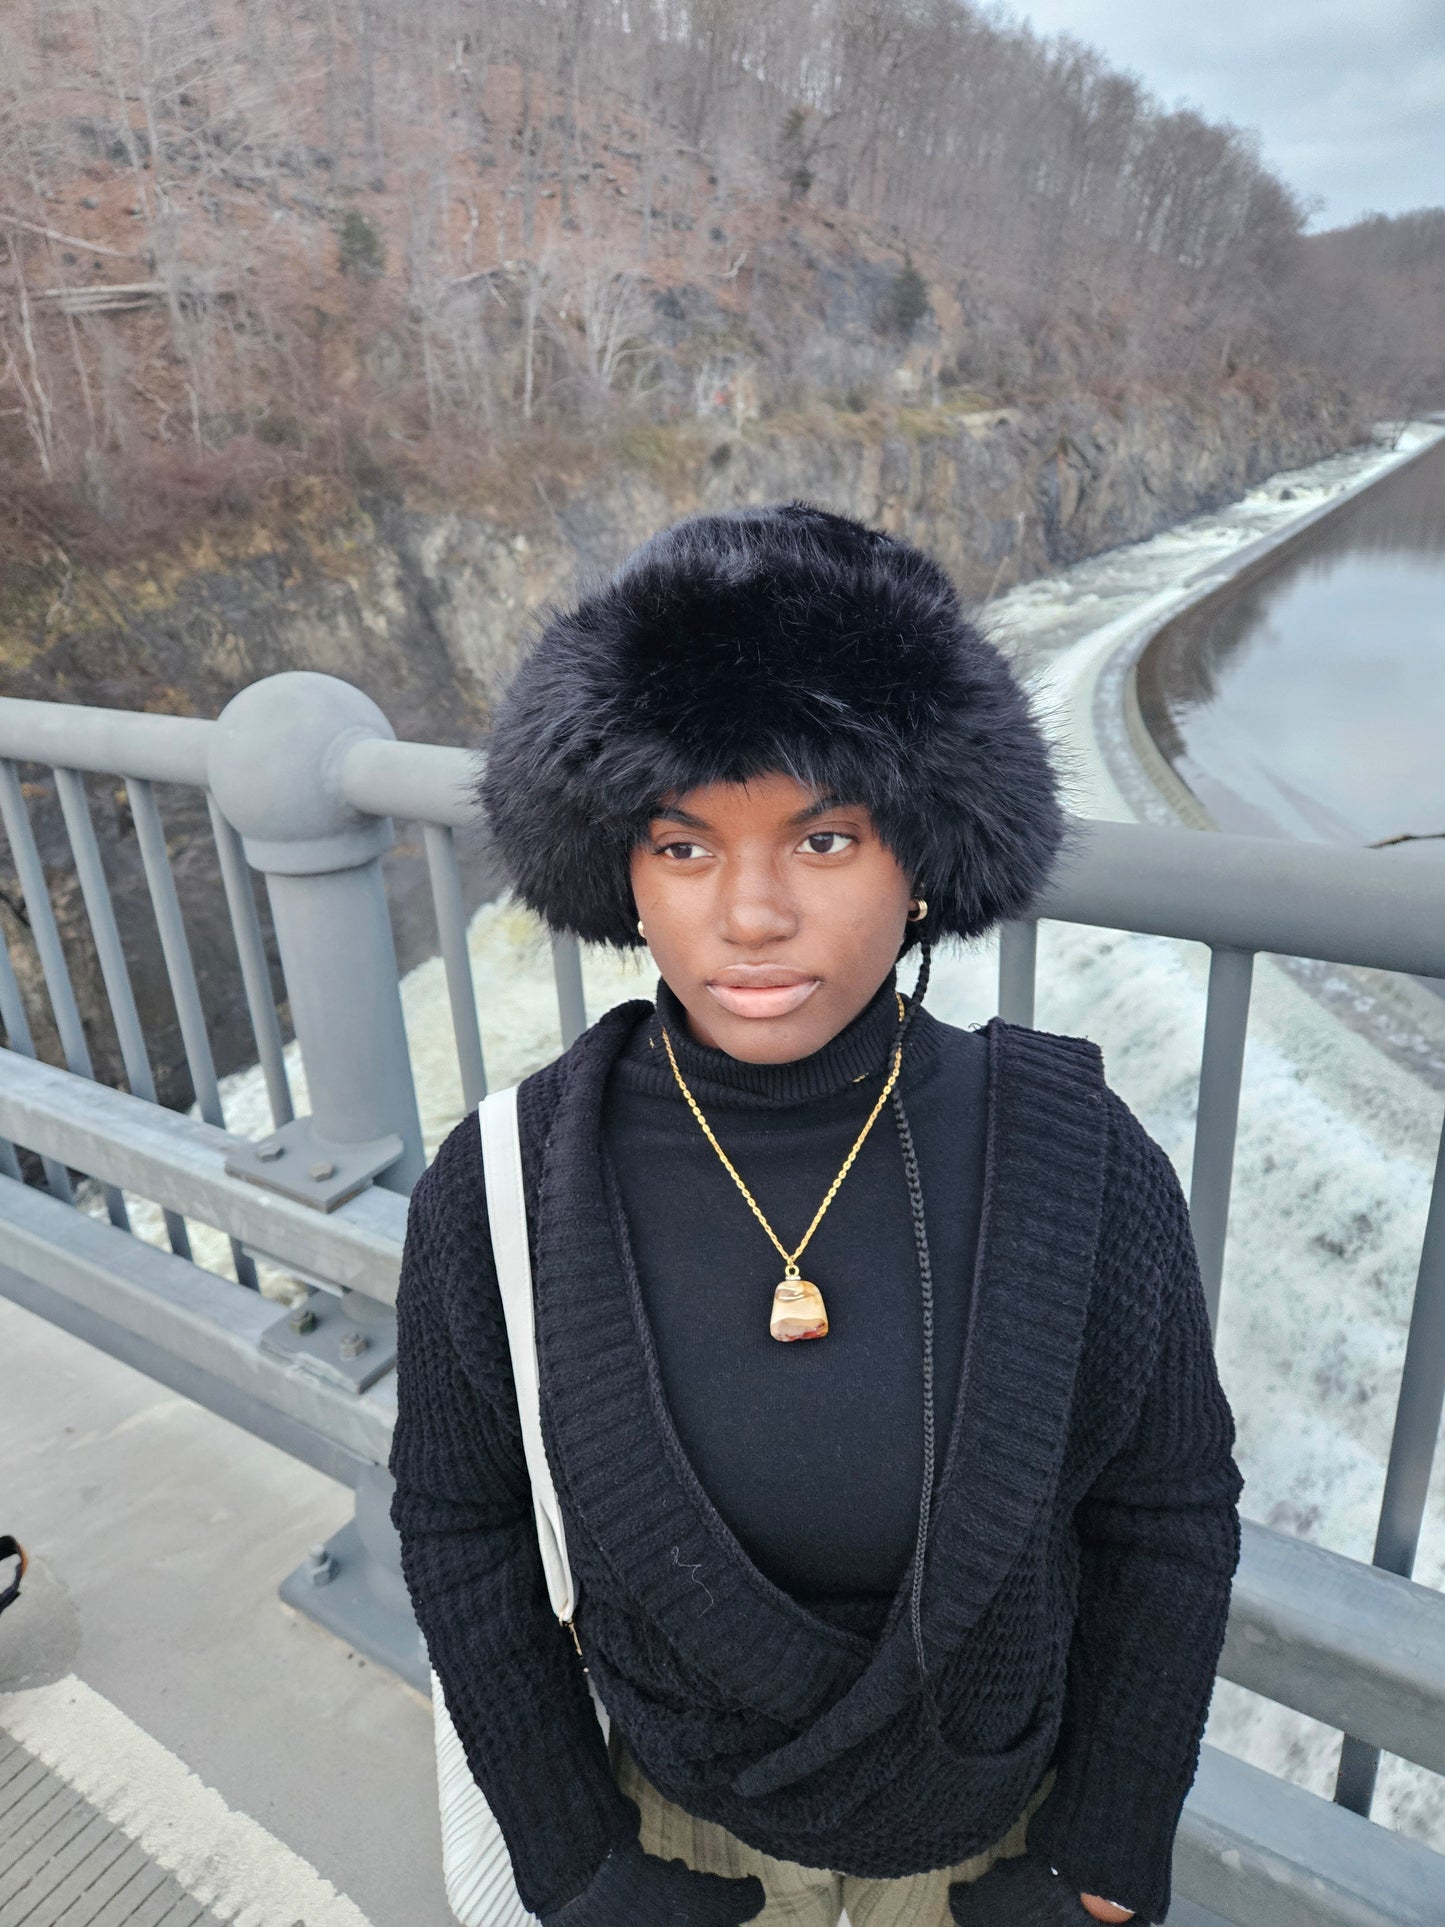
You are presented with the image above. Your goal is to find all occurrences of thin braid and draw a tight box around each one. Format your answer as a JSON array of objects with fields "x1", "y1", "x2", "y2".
[
  {"x1": 895, "y1": 1088, "x2": 942, "y2": 1732},
  {"x1": 897, "y1": 938, "x2": 932, "y2": 1055}
]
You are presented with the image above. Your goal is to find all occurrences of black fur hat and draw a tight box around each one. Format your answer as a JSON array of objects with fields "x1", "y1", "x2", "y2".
[{"x1": 477, "y1": 499, "x2": 1068, "y2": 950}]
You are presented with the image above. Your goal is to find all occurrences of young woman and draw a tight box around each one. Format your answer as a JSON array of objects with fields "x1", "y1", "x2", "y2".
[{"x1": 389, "y1": 501, "x2": 1244, "y2": 1927}]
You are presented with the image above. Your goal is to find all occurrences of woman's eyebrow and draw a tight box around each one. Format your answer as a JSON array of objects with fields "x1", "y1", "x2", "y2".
[
  {"x1": 787, "y1": 794, "x2": 853, "y2": 825},
  {"x1": 650, "y1": 795, "x2": 857, "y2": 830}
]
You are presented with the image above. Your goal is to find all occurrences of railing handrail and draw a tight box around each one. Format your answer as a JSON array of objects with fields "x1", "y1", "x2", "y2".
[
  {"x1": 0, "y1": 695, "x2": 484, "y2": 827},
  {"x1": 3, "y1": 690, "x2": 1443, "y2": 977},
  {"x1": 1043, "y1": 817, "x2": 1445, "y2": 978},
  {"x1": 340, "y1": 735, "x2": 481, "y2": 829},
  {"x1": 0, "y1": 695, "x2": 212, "y2": 784},
  {"x1": 0, "y1": 1046, "x2": 406, "y2": 1302}
]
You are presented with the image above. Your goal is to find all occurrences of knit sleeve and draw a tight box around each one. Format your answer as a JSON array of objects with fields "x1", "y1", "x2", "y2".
[
  {"x1": 1024, "y1": 1096, "x2": 1245, "y2": 1924},
  {"x1": 387, "y1": 1117, "x2": 642, "y2": 1917}
]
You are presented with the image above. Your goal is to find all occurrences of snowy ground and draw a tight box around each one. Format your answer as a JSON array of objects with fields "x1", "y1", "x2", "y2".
[{"x1": 87, "y1": 423, "x2": 1445, "y2": 1853}]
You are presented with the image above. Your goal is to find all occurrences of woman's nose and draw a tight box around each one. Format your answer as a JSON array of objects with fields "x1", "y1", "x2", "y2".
[{"x1": 719, "y1": 861, "x2": 797, "y2": 945}]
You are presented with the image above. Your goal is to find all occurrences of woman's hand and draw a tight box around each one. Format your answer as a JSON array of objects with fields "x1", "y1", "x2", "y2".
[
  {"x1": 950, "y1": 1855, "x2": 1142, "y2": 1923},
  {"x1": 540, "y1": 1839, "x2": 764, "y2": 1926}
]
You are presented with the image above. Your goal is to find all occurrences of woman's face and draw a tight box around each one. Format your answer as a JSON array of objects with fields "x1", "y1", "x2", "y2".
[{"x1": 629, "y1": 771, "x2": 914, "y2": 1063}]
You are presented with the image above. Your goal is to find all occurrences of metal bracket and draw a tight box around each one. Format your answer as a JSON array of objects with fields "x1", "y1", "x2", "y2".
[
  {"x1": 259, "y1": 1285, "x2": 396, "y2": 1393},
  {"x1": 224, "y1": 1114, "x2": 403, "y2": 1212},
  {"x1": 277, "y1": 1466, "x2": 429, "y2": 1694}
]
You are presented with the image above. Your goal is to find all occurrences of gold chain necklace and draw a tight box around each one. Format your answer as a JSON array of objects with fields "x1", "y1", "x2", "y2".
[{"x1": 659, "y1": 992, "x2": 906, "y2": 1342}]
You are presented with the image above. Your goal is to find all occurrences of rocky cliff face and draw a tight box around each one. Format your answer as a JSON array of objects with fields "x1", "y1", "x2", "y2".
[
  {"x1": 0, "y1": 383, "x2": 1366, "y2": 1113},
  {"x1": 349, "y1": 385, "x2": 1369, "y2": 700}
]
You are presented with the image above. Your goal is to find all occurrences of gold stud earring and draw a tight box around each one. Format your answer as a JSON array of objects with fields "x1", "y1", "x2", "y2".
[{"x1": 907, "y1": 898, "x2": 929, "y2": 922}]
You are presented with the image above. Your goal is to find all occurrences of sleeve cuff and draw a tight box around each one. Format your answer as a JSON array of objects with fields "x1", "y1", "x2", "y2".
[
  {"x1": 541, "y1": 1837, "x2": 648, "y2": 1924},
  {"x1": 1025, "y1": 1738, "x2": 1195, "y2": 1922}
]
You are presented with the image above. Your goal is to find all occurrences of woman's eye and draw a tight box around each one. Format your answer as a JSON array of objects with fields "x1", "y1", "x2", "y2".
[
  {"x1": 657, "y1": 840, "x2": 705, "y2": 860},
  {"x1": 800, "y1": 831, "x2": 854, "y2": 856}
]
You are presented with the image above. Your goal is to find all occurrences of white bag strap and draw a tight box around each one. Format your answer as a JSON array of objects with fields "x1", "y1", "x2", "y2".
[{"x1": 479, "y1": 1086, "x2": 577, "y2": 1628}]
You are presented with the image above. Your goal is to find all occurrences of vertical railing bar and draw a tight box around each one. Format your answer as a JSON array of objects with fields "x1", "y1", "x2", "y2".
[
  {"x1": 0, "y1": 758, "x2": 129, "y2": 1230},
  {"x1": 551, "y1": 930, "x2": 587, "y2": 1049},
  {"x1": 1333, "y1": 1734, "x2": 1379, "y2": 1821},
  {"x1": 0, "y1": 924, "x2": 75, "y2": 1202},
  {"x1": 1334, "y1": 1103, "x2": 1445, "y2": 1819},
  {"x1": 0, "y1": 870, "x2": 29, "y2": 1199},
  {"x1": 0, "y1": 763, "x2": 104, "y2": 1076},
  {"x1": 423, "y1": 822, "x2": 487, "y2": 1113},
  {"x1": 1374, "y1": 1107, "x2": 1445, "y2": 1575},
  {"x1": 1189, "y1": 943, "x2": 1255, "y2": 1336},
  {"x1": 128, "y1": 777, "x2": 258, "y2": 1290},
  {"x1": 54, "y1": 768, "x2": 192, "y2": 1261},
  {"x1": 206, "y1": 794, "x2": 293, "y2": 1131},
  {"x1": 126, "y1": 781, "x2": 223, "y2": 1117},
  {"x1": 997, "y1": 918, "x2": 1038, "y2": 1027}
]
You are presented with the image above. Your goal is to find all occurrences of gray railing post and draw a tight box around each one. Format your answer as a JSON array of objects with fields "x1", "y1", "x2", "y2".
[
  {"x1": 551, "y1": 929, "x2": 588, "y2": 1048},
  {"x1": 208, "y1": 672, "x2": 425, "y2": 1197},
  {"x1": 1190, "y1": 942, "x2": 1255, "y2": 1334},
  {"x1": 209, "y1": 671, "x2": 430, "y2": 1686},
  {"x1": 1336, "y1": 1106, "x2": 1445, "y2": 1819},
  {"x1": 997, "y1": 918, "x2": 1039, "y2": 1027}
]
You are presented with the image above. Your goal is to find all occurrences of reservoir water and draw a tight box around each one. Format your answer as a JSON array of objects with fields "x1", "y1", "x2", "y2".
[{"x1": 1135, "y1": 435, "x2": 1445, "y2": 848}]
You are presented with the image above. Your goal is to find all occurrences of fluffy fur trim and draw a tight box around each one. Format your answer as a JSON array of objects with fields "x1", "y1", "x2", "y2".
[{"x1": 477, "y1": 500, "x2": 1068, "y2": 949}]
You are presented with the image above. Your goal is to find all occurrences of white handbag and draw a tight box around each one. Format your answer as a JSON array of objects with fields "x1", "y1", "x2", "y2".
[{"x1": 431, "y1": 1084, "x2": 610, "y2": 1927}]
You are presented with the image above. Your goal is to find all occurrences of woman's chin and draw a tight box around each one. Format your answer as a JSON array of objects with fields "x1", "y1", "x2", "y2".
[{"x1": 695, "y1": 1005, "x2": 843, "y2": 1064}]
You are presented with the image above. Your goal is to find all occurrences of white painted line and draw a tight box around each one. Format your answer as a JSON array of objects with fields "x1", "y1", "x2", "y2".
[{"x1": 0, "y1": 1673, "x2": 375, "y2": 1926}]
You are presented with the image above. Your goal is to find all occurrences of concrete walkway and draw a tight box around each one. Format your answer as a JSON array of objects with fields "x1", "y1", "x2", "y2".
[{"x1": 0, "y1": 1292, "x2": 453, "y2": 1927}]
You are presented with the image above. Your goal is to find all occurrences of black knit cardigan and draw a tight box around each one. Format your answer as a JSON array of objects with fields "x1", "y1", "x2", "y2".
[{"x1": 388, "y1": 1000, "x2": 1245, "y2": 1924}]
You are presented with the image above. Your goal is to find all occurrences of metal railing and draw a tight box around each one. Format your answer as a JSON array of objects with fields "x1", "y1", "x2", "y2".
[
  {"x1": 0, "y1": 676, "x2": 587, "y2": 1199},
  {"x1": 1, "y1": 670, "x2": 1443, "y2": 1926}
]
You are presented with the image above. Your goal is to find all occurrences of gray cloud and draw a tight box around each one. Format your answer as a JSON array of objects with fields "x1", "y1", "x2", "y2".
[{"x1": 1010, "y1": 1, "x2": 1445, "y2": 228}]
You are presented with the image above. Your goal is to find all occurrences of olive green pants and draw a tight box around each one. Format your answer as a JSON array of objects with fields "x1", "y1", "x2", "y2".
[{"x1": 608, "y1": 1723, "x2": 1057, "y2": 1927}]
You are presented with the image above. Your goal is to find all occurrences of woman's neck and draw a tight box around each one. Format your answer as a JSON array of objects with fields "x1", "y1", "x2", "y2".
[{"x1": 644, "y1": 970, "x2": 910, "y2": 1107}]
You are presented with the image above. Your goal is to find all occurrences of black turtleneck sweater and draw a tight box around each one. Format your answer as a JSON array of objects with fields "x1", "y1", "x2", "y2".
[{"x1": 600, "y1": 971, "x2": 989, "y2": 1632}]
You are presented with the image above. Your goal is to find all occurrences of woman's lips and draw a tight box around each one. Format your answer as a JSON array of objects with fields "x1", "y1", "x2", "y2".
[{"x1": 705, "y1": 973, "x2": 821, "y2": 1019}]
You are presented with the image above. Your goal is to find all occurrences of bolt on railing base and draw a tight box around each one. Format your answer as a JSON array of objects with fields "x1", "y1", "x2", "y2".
[
  {"x1": 226, "y1": 1115, "x2": 405, "y2": 1213},
  {"x1": 260, "y1": 1285, "x2": 396, "y2": 1393},
  {"x1": 278, "y1": 1464, "x2": 428, "y2": 1695}
]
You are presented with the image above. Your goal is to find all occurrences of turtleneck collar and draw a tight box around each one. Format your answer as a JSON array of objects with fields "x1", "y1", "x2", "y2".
[{"x1": 613, "y1": 965, "x2": 943, "y2": 1109}]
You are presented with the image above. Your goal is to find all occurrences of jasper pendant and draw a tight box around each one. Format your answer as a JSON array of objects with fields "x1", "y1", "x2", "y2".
[{"x1": 770, "y1": 1276, "x2": 829, "y2": 1342}]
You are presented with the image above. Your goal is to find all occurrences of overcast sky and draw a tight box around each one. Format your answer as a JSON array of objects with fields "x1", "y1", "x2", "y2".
[{"x1": 1007, "y1": 1, "x2": 1445, "y2": 230}]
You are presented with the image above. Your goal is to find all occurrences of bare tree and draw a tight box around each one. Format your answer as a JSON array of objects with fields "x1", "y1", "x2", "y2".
[{"x1": 0, "y1": 0, "x2": 1429, "y2": 526}]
